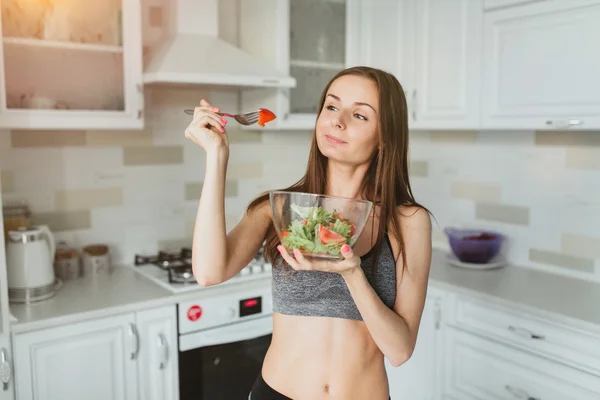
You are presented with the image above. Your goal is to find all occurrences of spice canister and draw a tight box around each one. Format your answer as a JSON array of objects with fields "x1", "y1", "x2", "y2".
[
  {"x1": 54, "y1": 243, "x2": 81, "y2": 281},
  {"x1": 82, "y1": 244, "x2": 112, "y2": 278}
]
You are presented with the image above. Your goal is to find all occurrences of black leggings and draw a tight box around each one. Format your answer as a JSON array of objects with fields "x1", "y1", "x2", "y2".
[{"x1": 249, "y1": 373, "x2": 391, "y2": 400}]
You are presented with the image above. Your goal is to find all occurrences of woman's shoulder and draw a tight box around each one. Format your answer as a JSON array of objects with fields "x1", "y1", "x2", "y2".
[{"x1": 387, "y1": 205, "x2": 432, "y2": 240}]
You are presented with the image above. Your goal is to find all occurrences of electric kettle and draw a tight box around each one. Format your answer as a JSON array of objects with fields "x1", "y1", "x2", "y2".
[{"x1": 6, "y1": 225, "x2": 57, "y2": 303}]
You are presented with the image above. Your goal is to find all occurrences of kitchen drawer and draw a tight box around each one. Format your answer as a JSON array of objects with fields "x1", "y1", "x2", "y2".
[
  {"x1": 445, "y1": 293, "x2": 600, "y2": 376},
  {"x1": 443, "y1": 327, "x2": 600, "y2": 400}
]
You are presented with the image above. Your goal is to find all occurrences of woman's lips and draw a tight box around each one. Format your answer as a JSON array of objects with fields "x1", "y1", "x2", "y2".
[{"x1": 325, "y1": 134, "x2": 346, "y2": 145}]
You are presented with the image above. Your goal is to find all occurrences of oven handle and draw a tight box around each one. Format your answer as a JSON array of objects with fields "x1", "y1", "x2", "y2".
[{"x1": 179, "y1": 315, "x2": 273, "y2": 352}]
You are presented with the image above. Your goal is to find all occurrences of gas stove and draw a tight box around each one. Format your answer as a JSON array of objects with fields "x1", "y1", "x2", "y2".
[{"x1": 133, "y1": 247, "x2": 272, "y2": 293}]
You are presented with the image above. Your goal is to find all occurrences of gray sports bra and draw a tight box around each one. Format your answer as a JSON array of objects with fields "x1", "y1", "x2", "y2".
[{"x1": 271, "y1": 235, "x2": 397, "y2": 321}]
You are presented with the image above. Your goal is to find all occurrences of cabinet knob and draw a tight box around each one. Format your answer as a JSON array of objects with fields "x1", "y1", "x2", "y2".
[
  {"x1": 545, "y1": 119, "x2": 583, "y2": 129},
  {"x1": 0, "y1": 348, "x2": 11, "y2": 391}
]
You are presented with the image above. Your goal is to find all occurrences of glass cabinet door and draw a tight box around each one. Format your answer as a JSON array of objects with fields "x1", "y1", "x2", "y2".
[
  {"x1": 0, "y1": 0, "x2": 143, "y2": 129},
  {"x1": 288, "y1": 0, "x2": 347, "y2": 115}
]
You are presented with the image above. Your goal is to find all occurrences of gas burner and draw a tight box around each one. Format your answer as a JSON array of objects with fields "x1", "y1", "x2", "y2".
[
  {"x1": 134, "y1": 247, "x2": 192, "y2": 269},
  {"x1": 168, "y1": 266, "x2": 196, "y2": 284}
]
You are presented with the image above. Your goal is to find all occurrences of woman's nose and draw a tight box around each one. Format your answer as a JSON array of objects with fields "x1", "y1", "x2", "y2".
[{"x1": 331, "y1": 115, "x2": 345, "y2": 129}]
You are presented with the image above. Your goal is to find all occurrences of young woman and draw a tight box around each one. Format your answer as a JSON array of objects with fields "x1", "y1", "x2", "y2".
[{"x1": 185, "y1": 66, "x2": 432, "y2": 400}]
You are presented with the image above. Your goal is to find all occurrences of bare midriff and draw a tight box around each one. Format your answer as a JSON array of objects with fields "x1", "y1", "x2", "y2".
[{"x1": 261, "y1": 312, "x2": 390, "y2": 400}]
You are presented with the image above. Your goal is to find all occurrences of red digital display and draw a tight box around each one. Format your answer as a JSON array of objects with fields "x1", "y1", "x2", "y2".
[
  {"x1": 239, "y1": 296, "x2": 262, "y2": 317},
  {"x1": 243, "y1": 299, "x2": 258, "y2": 308}
]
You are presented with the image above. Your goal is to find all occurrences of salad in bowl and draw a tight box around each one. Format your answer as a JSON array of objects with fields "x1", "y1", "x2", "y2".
[{"x1": 269, "y1": 191, "x2": 373, "y2": 260}]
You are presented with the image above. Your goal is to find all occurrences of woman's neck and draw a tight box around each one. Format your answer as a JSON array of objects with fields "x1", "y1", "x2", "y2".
[{"x1": 325, "y1": 160, "x2": 370, "y2": 199}]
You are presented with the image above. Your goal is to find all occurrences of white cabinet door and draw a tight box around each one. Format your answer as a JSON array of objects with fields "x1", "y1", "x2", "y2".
[
  {"x1": 0, "y1": 178, "x2": 15, "y2": 400},
  {"x1": 136, "y1": 305, "x2": 179, "y2": 400},
  {"x1": 0, "y1": 0, "x2": 144, "y2": 130},
  {"x1": 442, "y1": 327, "x2": 600, "y2": 400},
  {"x1": 386, "y1": 291, "x2": 443, "y2": 400},
  {"x1": 482, "y1": 0, "x2": 600, "y2": 130},
  {"x1": 240, "y1": 0, "x2": 362, "y2": 131},
  {"x1": 403, "y1": 0, "x2": 483, "y2": 130},
  {"x1": 13, "y1": 314, "x2": 138, "y2": 400}
]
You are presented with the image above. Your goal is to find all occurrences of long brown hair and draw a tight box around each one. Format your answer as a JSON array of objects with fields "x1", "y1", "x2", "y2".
[{"x1": 247, "y1": 66, "x2": 430, "y2": 273}]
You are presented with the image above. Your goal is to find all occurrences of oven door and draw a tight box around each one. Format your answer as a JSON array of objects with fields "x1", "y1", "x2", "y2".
[{"x1": 178, "y1": 315, "x2": 273, "y2": 400}]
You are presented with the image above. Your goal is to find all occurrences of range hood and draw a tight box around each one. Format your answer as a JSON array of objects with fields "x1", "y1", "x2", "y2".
[{"x1": 143, "y1": 0, "x2": 296, "y2": 88}]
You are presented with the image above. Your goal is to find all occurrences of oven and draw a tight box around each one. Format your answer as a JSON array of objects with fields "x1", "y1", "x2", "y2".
[{"x1": 177, "y1": 283, "x2": 273, "y2": 400}]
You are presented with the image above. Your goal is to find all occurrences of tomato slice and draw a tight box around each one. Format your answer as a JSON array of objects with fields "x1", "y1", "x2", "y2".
[
  {"x1": 318, "y1": 225, "x2": 347, "y2": 245},
  {"x1": 258, "y1": 108, "x2": 276, "y2": 127},
  {"x1": 282, "y1": 231, "x2": 290, "y2": 237}
]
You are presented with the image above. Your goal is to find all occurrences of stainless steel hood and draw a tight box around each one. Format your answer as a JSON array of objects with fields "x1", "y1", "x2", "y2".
[{"x1": 143, "y1": 0, "x2": 296, "y2": 88}]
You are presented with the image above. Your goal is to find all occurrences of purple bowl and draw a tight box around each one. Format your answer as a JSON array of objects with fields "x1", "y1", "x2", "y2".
[{"x1": 444, "y1": 227, "x2": 504, "y2": 264}]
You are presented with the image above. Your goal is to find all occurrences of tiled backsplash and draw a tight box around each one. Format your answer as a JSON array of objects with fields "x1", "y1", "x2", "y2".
[
  {"x1": 410, "y1": 129, "x2": 600, "y2": 281},
  {"x1": 1, "y1": 101, "x2": 599, "y2": 282}
]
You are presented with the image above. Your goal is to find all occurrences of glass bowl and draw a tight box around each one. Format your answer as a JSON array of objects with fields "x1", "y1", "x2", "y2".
[
  {"x1": 444, "y1": 227, "x2": 505, "y2": 264},
  {"x1": 269, "y1": 191, "x2": 373, "y2": 261}
]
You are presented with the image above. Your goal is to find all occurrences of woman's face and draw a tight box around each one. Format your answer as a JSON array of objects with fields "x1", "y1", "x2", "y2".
[{"x1": 316, "y1": 74, "x2": 379, "y2": 166}]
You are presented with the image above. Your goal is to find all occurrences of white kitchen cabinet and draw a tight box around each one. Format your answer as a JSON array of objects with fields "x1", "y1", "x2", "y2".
[
  {"x1": 136, "y1": 306, "x2": 179, "y2": 400},
  {"x1": 402, "y1": 0, "x2": 483, "y2": 130},
  {"x1": 13, "y1": 314, "x2": 138, "y2": 400},
  {"x1": 481, "y1": 0, "x2": 600, "y2": 130},
  {"x1": 385, "y1": 288, "x2": 443, "y2": 400},
  {"x1": 12, "y1": 305, "x2": 178, "y2": 400},
  {"x1": 0, "y1": 0, "x2": 144, "y2": 130},
  {"x1": 0, "y1": 178, "x2": 15, "y2": 400},
  {"x1": 239, "y1": 0, "x2": 363, "y2": 131},
  {"x1": 442, "y1": 327, "x2": 600, "y2": 400}
]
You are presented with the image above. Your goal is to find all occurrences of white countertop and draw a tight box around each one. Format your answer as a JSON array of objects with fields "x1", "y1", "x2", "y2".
[
  {"x1": 9, "y1": 249, "x2": 600, "y2": 334},
  {"x1": 428, "y1": 250, "x2": 600, "y2": 333}
]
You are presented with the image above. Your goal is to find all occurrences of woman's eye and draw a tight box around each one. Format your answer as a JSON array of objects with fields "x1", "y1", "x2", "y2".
[
  {"x1": 326, "y1": 105, "x2": 337, "y2": 111},
  {"x1": 354, "y1": 113, "x2": 367, "y2": 121}
]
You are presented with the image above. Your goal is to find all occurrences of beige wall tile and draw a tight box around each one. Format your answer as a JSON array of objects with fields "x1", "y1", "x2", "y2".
[
  {"x1": 430, "y1": 131, "x2": 478, "y2": 144},
  {"x1": 185, "y1": 181, "x2": 238, "y2": 200},
  {"x1": 0, "y1": 170, "x2": 14, "y2": 193},
  {"x1": 33, "y1": 210, "x2": 91, "y2": 232},
  {"x1": 565, "y1": 148, "x2": 600, "y2": 170},
  {"x1": 11, "y1": 130, "x2": 86, "y2": 147},
  {"x1": 55, "y1": 188, "x2": 123, "y2": 211},
  {"x1": 227, "y1": 128, "x2": 262, "y2": 143},
  {"x1": 0, "y1": 130, "x2": 11, "y2": 148},
  {"x1": 228, "y1": 163, "x2": 263, "y2": 179},
  {"x1": 123, "y1": 146, "x2": 183, "y2": 166},
  {"x1": 561, "y1": 234, "x2": 600, "y2": 259},
  {"x1": 410, "y1": 160, "x2": 429, "y2": 177},
  {"x1": 86, "y1": 130, "x2": 153, "y2": 147},
  {"x1": 476, "y1": 203, "x2": 529, "y2": 226},
  {"x1": 158, "y1": 238, "x2": 192, "y2": 251},
  {"x1": 452, "y1": 181, "x2": 502, "y2": 202},
  {"x1": 432, "y1": 230, "x2": 447, "y2": 244},
  {"x1": 535, "y1": 131, "x2": 600, "y2": 147},
  {"x1": 529, "y1": 248, "x2": 595, "y2": 273}
]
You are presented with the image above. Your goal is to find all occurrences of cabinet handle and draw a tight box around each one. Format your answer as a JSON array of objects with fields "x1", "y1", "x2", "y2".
[
  {"x1": 129, "y1": 323, "x2": 140, "y2": 360},
  {"x1": 412, "y1": 89, "x2": 417, "y2": 121},
  {"x1": 158, "y1": 333, "x2": 169, "y2": 370},
  {"x1": 505, "y1": 384, "x2": 540, "y2": 400},
  {"x1": 0, "y1": 348, "x2": 11, "y2": 391},
  {"x1": 508, "y1": 325, "x2": 545, "y2": 340},
  {"x1": 137, "y1": 109, "x2": 143, "y2": 119},
  {"x1": 434, "y1": 298, "x2": 442, "y2": 330},
  {"x1": 545, "y1": 119, "x2": 583, "y2": 129}
]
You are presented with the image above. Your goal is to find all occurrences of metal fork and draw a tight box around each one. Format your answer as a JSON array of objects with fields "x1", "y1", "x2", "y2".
[{"x1": 183, "y1": 109, "x2": 260, "y2": 126}]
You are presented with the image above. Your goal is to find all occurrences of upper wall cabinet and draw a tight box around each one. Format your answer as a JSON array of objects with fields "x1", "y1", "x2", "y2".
[
  {"x1": 401, "y1": 0, "x2": 484, "y2": 130},
  {"x1": 239, "y1": 0, "x2": 362, "y2": 131},
  {"x1": 0, "y1": 0, "x2": 144, "y2": 130},
  {"x1": 481, "y1": 0, "x2": 600, "y2": 130}
]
